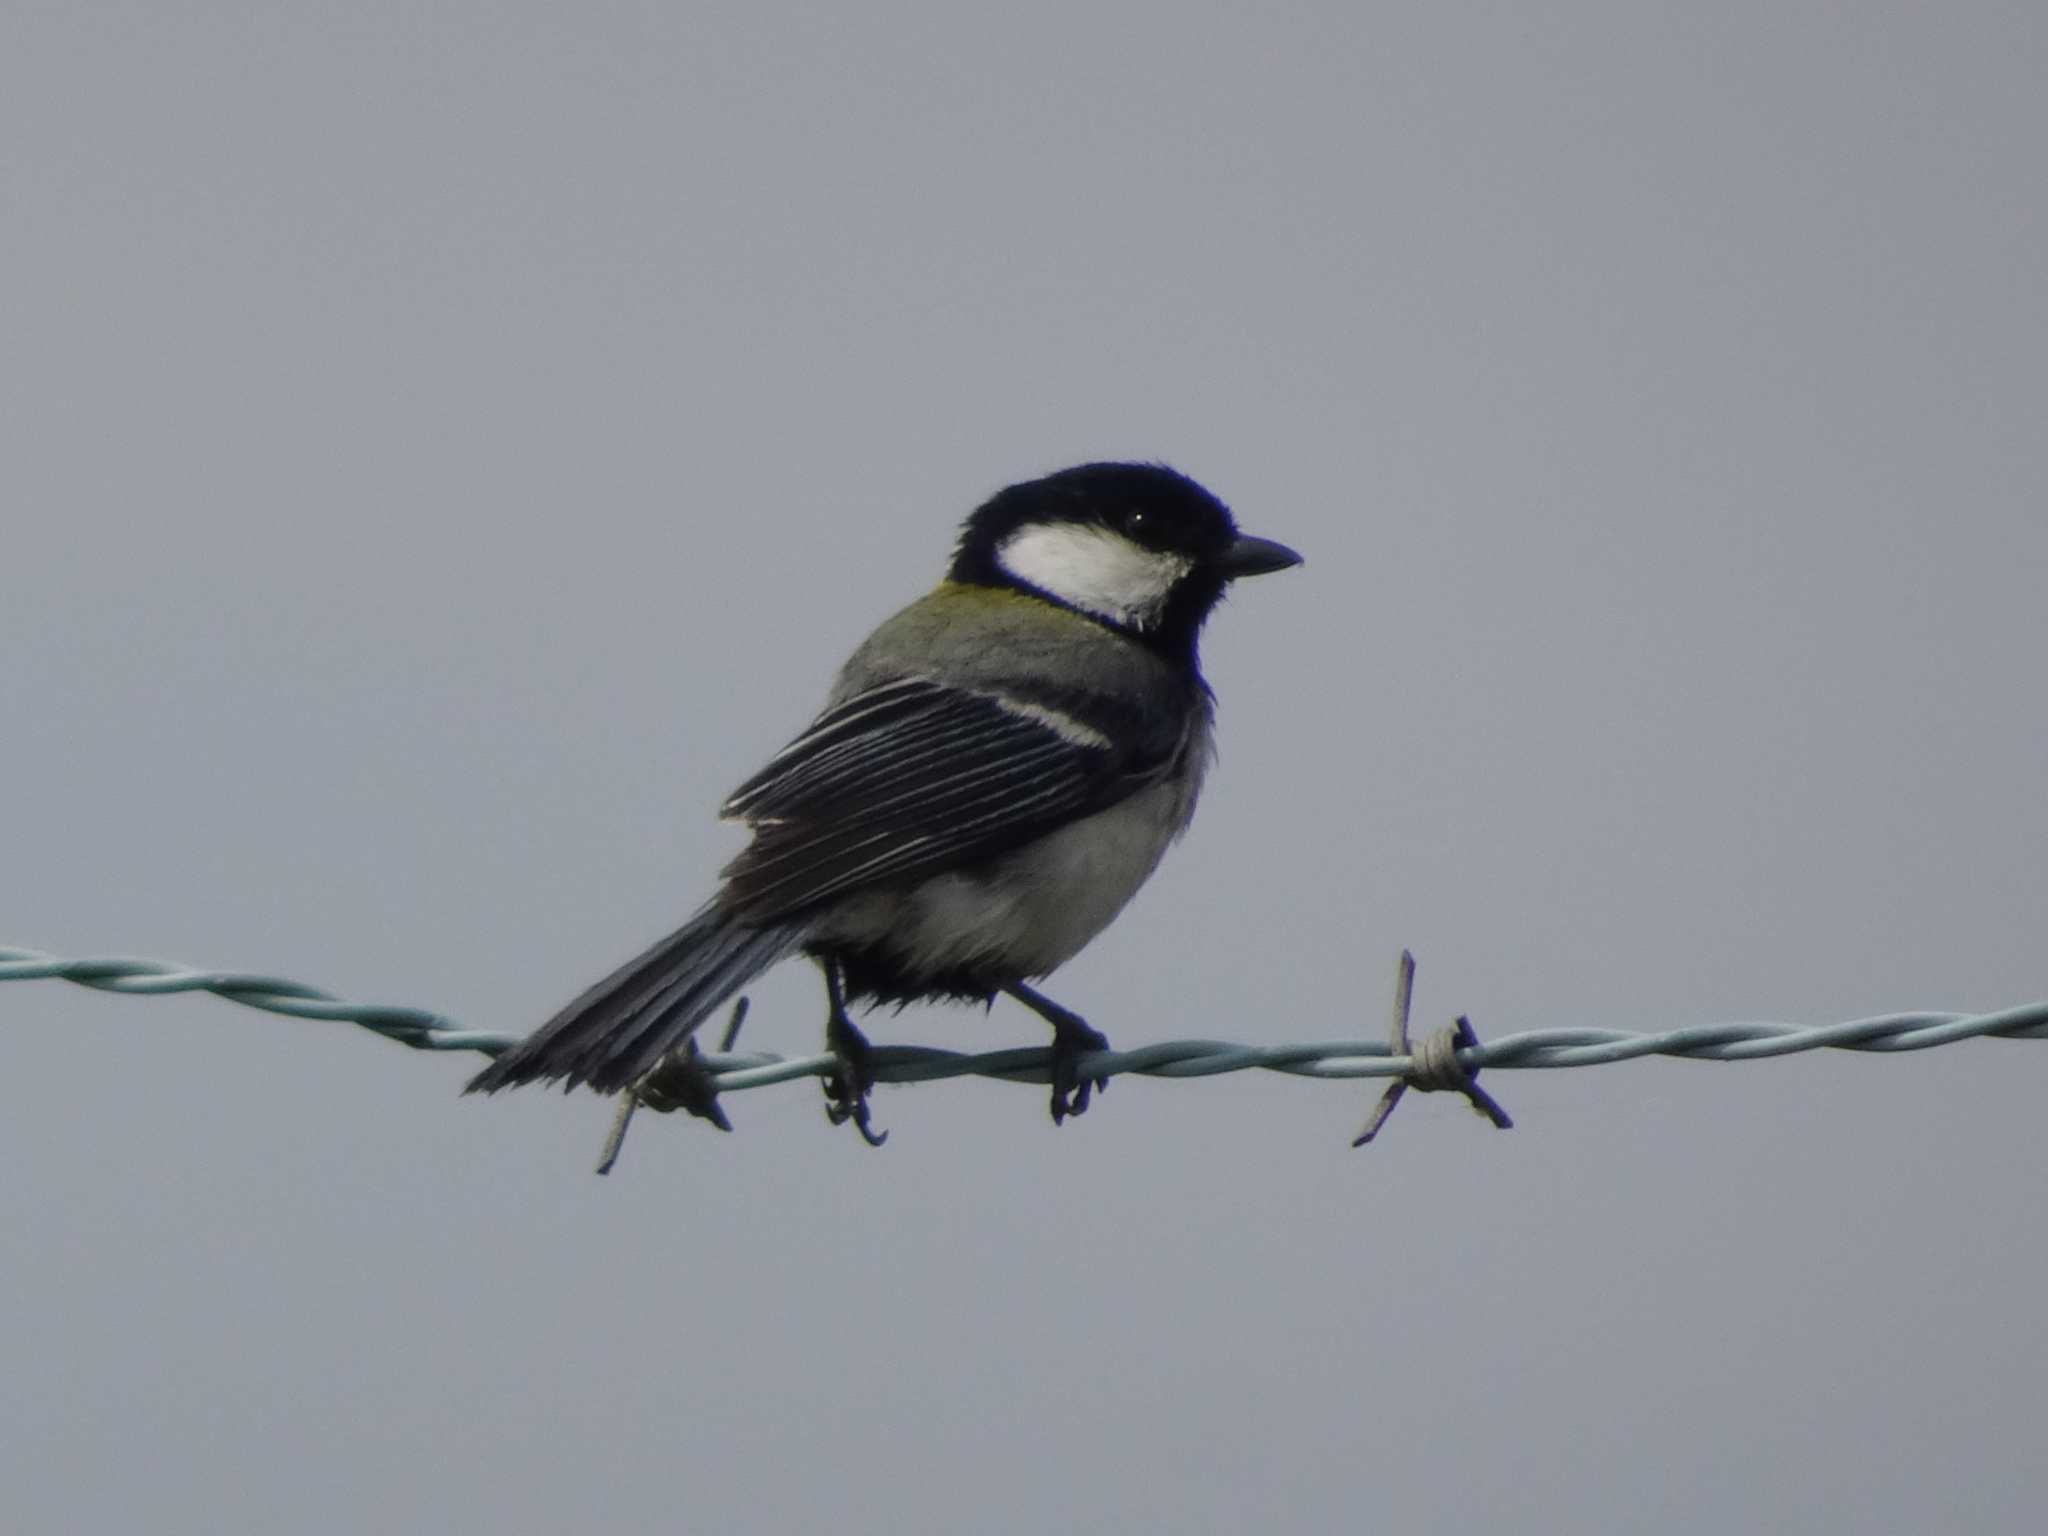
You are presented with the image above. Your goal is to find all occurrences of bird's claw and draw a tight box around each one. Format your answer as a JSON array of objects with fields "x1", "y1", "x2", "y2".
[
  {"x1": 823, "y1": 1011, "x2": 888, "y2": 1148},
  {"x1": 1049, "y1": 1020, "x2": 1111, "y2": 1125}
]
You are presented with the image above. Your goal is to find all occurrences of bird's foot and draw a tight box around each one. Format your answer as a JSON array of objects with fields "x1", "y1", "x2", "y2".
[
  {"x1": 823, "y1": 1007, "x2": 888, "y2": 1148},
  {"x1": 1048, "y1": 1014, "x2": 1112, "y2": 1125},
  {"x1": 1001, "y1": 981, "x2": 1113, "y2": 1125}
]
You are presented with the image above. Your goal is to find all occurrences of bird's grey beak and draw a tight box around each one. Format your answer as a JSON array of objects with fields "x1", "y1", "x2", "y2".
[{"x1": 1218, "y1": 533, "x2": 1304, "y2": 579}]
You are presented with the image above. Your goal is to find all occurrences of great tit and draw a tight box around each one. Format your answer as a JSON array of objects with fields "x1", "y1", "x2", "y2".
[{"x1": 467, "y1": 461, "x2": 1301, "y2": 1127}]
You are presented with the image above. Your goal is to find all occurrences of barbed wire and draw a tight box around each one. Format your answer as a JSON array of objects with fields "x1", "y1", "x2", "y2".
[{"x1": 8, "y1": 943, "x2": 2046, "y2": 1169}]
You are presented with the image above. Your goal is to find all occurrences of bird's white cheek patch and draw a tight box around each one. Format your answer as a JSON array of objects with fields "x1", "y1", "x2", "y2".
[{"x1": 995, "y1": 523, "x2": 1193, "y2": 629}]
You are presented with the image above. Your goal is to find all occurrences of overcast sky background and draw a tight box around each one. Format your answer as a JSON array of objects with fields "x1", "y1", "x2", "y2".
[{"x1": 5, "y1": 4, "x2": 2045, "y2": 1532}]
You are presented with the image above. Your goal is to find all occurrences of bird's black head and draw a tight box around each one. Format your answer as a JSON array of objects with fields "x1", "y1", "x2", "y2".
[{"x1": 949, "y1": 462, "x2": 1301, "y2": 663}]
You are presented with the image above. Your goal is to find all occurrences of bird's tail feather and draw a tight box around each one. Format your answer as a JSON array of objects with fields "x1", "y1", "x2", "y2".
[{"x1": 466, "y1": 904, "x2": 809, "y2": 1095}]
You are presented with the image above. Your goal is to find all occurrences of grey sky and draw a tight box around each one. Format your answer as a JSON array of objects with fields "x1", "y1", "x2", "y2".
[{"x1": 5, "y1": 3, "x2": 2045, "y2": 1532}]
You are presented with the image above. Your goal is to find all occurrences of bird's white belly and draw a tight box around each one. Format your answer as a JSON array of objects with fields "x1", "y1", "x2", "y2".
[{"x1": 818, "y1": 776, "x2": 1192, "y2": 982}]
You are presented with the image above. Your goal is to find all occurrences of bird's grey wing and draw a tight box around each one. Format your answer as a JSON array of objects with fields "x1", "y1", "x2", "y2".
[{"x1": 718, "y1": 674, "x2": 1180, "y2": 923}]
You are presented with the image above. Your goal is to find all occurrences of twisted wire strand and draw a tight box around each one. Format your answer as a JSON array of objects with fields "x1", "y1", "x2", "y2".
[{"x1": 7, "y1": 945, "x2": 2045, "y2": 1094}]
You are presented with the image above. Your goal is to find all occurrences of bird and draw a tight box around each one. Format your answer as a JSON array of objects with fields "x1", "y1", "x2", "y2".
[{"x1": 466, "y1": 461, "x2": 1301, "y2": 1131}]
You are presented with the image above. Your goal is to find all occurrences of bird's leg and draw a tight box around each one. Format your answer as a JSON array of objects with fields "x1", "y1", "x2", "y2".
[
  {"x1": 1002, "y1": 981, "x2": 1111, "y2": 1125},
  {"x1": 820, "y1": 960, "x2": 887, "y2": 1148}
]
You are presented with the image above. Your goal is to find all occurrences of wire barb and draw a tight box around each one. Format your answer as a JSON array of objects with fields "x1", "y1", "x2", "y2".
[
  {"x1": 596, "y1": 998, "x2": 750, "y2": 1175},
  {"x1": 1352, "y1": 952, "x2": 1513, "y2": 1147}
]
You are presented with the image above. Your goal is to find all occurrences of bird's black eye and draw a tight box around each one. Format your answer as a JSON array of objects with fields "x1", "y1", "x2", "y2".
[{"x1": 1120, "y1": 508, "x2": 1149, "y2": 538}]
